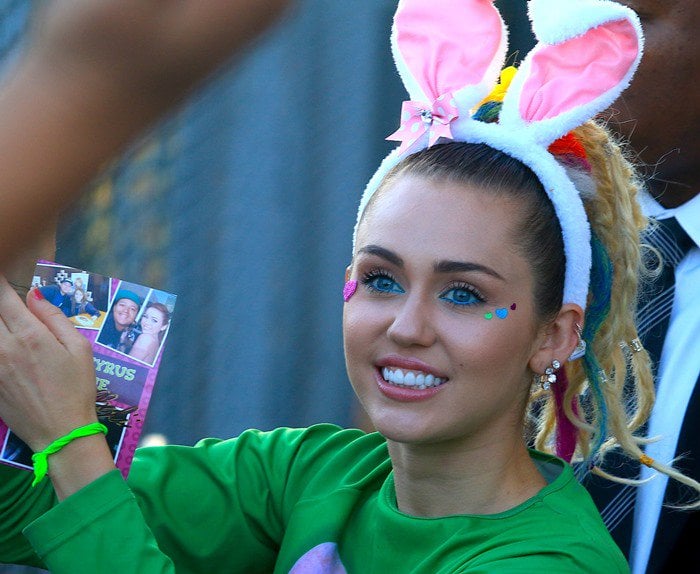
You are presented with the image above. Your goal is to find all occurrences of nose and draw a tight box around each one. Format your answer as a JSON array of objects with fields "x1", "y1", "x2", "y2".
[{"x1": 386, "y1": 293, "x2": 437, "y2": 348}]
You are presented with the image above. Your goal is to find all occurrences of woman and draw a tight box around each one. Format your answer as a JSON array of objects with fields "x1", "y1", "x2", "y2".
[
  {"x1": 1, "y1": 1, "x2": 698, "y2": 572},
  {"x1": 128, "y1": 303, "x2": 170, "y2": 364},
  {"x1": 67, "y1": 287, "x2": 99, "y2": 320}
]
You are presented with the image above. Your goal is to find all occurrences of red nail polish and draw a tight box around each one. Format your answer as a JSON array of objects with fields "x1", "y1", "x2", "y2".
[{"x1": 32, "y1": 288, "x2": 45, "y2": 301}]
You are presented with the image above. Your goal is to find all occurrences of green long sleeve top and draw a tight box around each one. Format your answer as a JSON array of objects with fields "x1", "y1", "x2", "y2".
[{"x1": 0, "y1": 423, "x2": 629, "y2": 573}]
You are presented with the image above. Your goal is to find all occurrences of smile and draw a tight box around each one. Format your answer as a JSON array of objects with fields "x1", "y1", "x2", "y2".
[{"x1": 381, "y1": 367, "x2": 446, "y2": 389}]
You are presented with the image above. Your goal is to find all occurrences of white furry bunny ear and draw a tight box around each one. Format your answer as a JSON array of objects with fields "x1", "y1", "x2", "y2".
[
  {"x1": 387, "y1": 0, "x2": 507, "y2": 155},
  {"x1": 499, "y1": 0, "x2": 644, "y2": 146}
]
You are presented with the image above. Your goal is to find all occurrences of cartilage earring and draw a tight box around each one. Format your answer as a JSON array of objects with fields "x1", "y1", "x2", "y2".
[
  {"x1": 568, "y1": 323, "x2": 586, "y2": 361},
  {"x1": 538, "y1": 359, "x2": 561, "y2": 390}
]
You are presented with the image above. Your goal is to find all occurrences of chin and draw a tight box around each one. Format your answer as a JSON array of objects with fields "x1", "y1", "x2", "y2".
[{"x1": 367, "y1": 412, "x2": 448, "y2": 446}]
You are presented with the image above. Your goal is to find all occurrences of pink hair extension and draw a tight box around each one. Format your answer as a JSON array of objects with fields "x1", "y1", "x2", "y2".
[{"x1": 553, "y1": 367, "x2": 579, "y2": 462}]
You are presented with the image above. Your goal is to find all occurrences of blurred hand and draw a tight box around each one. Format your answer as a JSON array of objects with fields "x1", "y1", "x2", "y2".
[{"x1": 0, "y1": 0, "x2": 291, "y2": 270}]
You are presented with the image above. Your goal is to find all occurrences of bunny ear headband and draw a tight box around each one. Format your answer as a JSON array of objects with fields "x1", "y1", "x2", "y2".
[{"x1": 353, "y1": 0, "x2": 643, "y2": 311}]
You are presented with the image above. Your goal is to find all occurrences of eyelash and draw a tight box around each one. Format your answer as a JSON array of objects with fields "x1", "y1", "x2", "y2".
[
  {"x1": 440, "y1": 281, "x2": 485, "y2": 308},
  {"x1": 360, "y1": 268, "x2": 485, "y2": 307},
  {"x1": 361, "y1": 268, "x2": 403, "y2": 294}
]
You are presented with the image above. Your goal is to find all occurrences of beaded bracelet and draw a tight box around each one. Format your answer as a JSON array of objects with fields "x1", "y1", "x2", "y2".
[{"x1": 31, "y1": 422, "x2": 108, "y2": 487}]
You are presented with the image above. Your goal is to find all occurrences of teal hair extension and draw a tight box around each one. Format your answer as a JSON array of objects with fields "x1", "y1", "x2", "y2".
[
  {"x1": 472, "y1": 101, "x2": 502, "y2": 123},
  {"x1": 582, "y1": 232, "x2": 614, "y2": 459}
]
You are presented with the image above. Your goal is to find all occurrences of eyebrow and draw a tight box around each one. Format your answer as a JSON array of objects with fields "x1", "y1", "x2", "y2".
[
  {"x1": 358, "y1": 245, "x2": 404, "y2": 267},
  {"x1": 434, "y1": 260, "x2": 504, "y2": 281},
  {"x1": 358, "y1": 244, "x2": 505, "y2": 281}
]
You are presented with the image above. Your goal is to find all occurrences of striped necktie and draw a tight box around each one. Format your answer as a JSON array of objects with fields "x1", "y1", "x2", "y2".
[
  {"x1": 582, "y1": 216, "x2": 694, "y2": 555},
  {"x1": 636, "y1": 217, "x2": 694, "y2": 369}
]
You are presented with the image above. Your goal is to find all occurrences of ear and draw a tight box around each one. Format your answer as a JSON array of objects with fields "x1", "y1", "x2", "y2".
[
  {"x1": 392, "y1": 0, "x2": 506, "y2": 105},
  {"x1": 386, "y1": 0, "x2": 508, "y2": 155},
  {"x1": 529, "y1": 303, "x2": 583, "y2": 374},
  {"x1": 500, "y1": 0, "x2": 643, "y2": 146}
]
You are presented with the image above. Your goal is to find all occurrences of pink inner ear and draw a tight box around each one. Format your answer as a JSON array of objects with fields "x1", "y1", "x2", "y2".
[
  {"x1": 519, "y1": 19, "x2": 639, "y2": 122},
  {"x1": 395, "y1": 0, "x2": 502, "y2": 100}
]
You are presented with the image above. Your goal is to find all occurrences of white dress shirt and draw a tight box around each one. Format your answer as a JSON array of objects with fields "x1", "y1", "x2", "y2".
[{"x1": 630, "y1": 191, "x2": 700, "y2": 574}]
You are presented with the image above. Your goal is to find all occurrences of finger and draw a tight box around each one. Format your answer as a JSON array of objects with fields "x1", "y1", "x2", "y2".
[{"x1": 26, "y1": 286, "x2": 90, "y2": 354}]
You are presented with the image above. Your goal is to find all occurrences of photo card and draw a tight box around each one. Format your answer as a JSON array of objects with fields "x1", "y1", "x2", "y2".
[{"x1": 0, "y1": 260, "x2": 177, "y2": 478}]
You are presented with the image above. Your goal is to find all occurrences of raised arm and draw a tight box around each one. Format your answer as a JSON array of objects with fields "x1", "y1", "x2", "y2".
[{"x1": 0, "y1": 0, "x2": 291, "y2": 271}]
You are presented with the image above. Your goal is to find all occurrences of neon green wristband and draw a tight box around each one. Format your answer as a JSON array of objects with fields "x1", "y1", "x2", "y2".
[{"x1": 31, "y1": 422, "x2": 108, "y2": 487}]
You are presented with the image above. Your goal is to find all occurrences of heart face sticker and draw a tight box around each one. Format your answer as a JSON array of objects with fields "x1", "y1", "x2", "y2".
[
  {"x1": 343, "y1": 280, "x2": 358, "y2": 302},
  {"x1": 484, "y1": 303, "x2": 516, "y2": 321}
]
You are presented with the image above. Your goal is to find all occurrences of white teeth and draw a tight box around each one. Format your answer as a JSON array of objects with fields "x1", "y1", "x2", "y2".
[{"x1": 381, "y1": 367, "x2": 445, "y2": 388}]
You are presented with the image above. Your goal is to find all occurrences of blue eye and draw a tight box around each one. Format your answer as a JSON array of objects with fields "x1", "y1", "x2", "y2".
[
  {"x1": 440, "y1": 285, "x2": 482, "y2": 306},
  {"x1": 363, "y1": 271, "x2": 405, "y2": 294}
]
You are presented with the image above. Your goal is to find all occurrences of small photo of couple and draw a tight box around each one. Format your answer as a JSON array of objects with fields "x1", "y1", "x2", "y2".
[
  {"x1": 32, "y1": 263, "x2": 110, "y2": 330},
  {"x1": 95, "y1": 280, "x2": 177, "y2": 367}
]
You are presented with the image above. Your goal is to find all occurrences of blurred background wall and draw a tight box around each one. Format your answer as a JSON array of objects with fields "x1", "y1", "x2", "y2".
[{"x1": 0, "y1": 0, "x2": 534, "y2": 443}]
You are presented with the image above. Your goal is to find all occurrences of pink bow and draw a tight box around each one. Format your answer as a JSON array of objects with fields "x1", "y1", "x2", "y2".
[{"x1": 386, "y1": 92, "x2": 459, "y2": 155}]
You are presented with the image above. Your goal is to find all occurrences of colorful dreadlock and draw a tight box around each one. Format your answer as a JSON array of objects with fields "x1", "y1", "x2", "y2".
[{"x1": 581, "y1": 232, "x2": 614, "y2": 458}]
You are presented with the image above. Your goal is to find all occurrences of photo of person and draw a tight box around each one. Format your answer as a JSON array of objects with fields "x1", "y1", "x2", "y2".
[
  {"x1": 32, "y1": 263, "x2": 110, "y2": 329},
  {"x1": 96, "y1": 286, "x2": 144, "y2": 355},
  {"x1": 38, "y1": 277, "x2": 74, "y2": 316},
  {"x1": 128, "y1": 302, "x2": 171, "y2": 366},
  {"x1": 67, "y1": 287, "x2": 103, "y2": 328}
]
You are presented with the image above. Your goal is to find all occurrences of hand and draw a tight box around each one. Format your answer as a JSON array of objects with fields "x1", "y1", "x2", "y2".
[
  {"x1": 0, "y1": 276, "x2": 97, "y2": 452},
  {"x1": 0, "y1": 0, "x2": 291, "y2": 270}
]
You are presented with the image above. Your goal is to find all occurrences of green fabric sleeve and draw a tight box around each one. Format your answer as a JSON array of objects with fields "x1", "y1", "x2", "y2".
[
  {"x1": 0, "y1": 461, "x2": 55, "y2": 568},
  {"x1": 2, "y1": 424, "x2": 361, "y2": 573},
  {"x1": 25, "y1": 470, "x2": 175, "y2": 573}
]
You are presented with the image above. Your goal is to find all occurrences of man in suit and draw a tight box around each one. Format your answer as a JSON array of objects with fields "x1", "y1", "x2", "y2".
[{"x1": 588, "y1": 2, "x2": 700, "y2": 572}]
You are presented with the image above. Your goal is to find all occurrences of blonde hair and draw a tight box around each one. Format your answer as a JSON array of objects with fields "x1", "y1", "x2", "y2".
[{"x1": 531, "y1": 120, "x2": 700, "y2": 509}]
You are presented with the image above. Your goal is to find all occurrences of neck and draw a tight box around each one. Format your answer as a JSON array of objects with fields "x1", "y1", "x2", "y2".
[{"x1": 387, "y1": 438, "x2": 546, "y2": 517}]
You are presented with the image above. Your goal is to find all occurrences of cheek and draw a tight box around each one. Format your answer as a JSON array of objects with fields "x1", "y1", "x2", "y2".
[
  {"x1": 444, "y1": 309, "x2": 536, "y2": 369},
  {"x1": 342, "y1": 304, "x2": 369, "y2": 350},
  {"x1": 342, "y1": 300, "x2": 387, "y2": 361}
]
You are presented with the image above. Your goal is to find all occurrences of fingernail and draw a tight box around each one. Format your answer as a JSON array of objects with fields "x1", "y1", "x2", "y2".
[{"x1": 32, "y1": 288, "x2": 44, "y2": 301}]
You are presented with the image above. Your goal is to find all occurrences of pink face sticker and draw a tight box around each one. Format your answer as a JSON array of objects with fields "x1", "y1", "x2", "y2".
[{"x1": 343, "y1": 280, "x2": 358, "y2": 302}]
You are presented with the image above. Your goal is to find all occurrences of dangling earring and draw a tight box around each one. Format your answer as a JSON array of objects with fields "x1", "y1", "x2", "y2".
[
  {"x1": 568, "y1": 323, "x2": 587, "y2": 361},
  {"x1": 538, "y1": 359, "x2": 561, "y2": 390}
]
